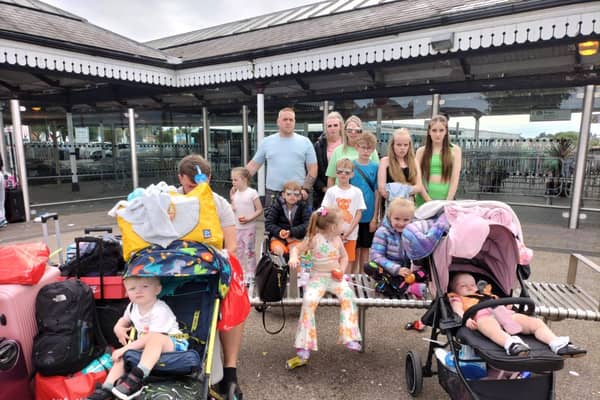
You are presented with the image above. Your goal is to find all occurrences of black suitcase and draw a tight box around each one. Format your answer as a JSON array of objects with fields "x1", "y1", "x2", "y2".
[{"x1": 4, "y1": 188, "x2": 25, "y2": 223}]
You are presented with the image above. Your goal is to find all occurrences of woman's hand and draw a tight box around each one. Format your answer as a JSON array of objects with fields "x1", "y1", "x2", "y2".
[
  {"x1": 279, "y1": 229, "x2": 290, "y2": 239},
  {"x1": 398, "y1": 267, "x2": 410, "y2": 277},
  {"x1": 238, "y1": 215, "x2": 248, "y2": 224}
]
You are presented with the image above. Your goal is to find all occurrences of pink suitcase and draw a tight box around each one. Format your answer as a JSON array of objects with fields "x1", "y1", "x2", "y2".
[
  {"x1": 0, "y1": 265, "x2": 60, "y2": 375},
  {"x1": 0, "y1": 212, "x2": 63, "y2": 375}
]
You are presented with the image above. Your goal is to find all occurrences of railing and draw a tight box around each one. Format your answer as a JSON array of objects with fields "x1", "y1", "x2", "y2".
[{"x1": 20, "y1": 141, "x2": 600, "y2": 207}]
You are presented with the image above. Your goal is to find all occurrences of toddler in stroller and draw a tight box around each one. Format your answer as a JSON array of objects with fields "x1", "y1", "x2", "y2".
[
  {"x1": 449, "y1": 272, "x2": 586, "y2": 358},
  {"x1": 88, "y1": 241, "x2": 232, "y2": 400},
  {"x1": 403, "y1": 200, "x2": 589, "y2": 400},
  {"x1": 87, "y1": 275, "x2": 189, "y2": 400}
]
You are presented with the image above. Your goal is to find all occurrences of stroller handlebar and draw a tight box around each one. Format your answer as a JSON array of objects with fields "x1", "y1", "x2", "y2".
[{"x1": 461, "y1": 297, "x2": 536, "y2": 325}]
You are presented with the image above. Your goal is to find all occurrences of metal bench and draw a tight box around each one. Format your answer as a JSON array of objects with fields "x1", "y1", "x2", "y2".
[
  {"x1": 249, "y1": 273, "x2": 431, "y2": 350},
  {"x1": 250, "y1": 254, "x2": 600, "y2": 348},
  {"x1": 523, "y1": 253, "x2": 600, "y2": 322}
]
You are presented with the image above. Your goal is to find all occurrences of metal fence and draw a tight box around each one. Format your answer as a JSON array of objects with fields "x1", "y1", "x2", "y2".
[{"x1": 21, "y1": 139, "x2": 600, "y2": 207}]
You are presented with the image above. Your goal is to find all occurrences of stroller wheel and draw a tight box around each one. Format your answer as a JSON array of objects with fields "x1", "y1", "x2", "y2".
[{"x1": 405, "y1": 351, "x2": 423, "y2": 397}]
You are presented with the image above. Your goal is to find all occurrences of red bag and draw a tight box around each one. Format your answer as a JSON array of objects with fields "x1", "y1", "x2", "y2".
[
  {"x1": 35, "y1": 370, "x2": 107, "y2": 400},
  {"x1": 0, "y1": 242, "x2": 49, "y2": 285},
  {"x1": 217, "y1": 254, "x2": 250, "y2": 331}
]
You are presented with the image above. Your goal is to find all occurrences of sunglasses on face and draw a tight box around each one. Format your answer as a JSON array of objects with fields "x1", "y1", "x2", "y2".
[
  {"x1": 346, "y1": 129, "x2": 362, "y2": 134},
  {"x1": 285, "y1": 191, "x2": 301, "y2": 196},
  {"x1": 336, "y1": 169, "x2": 352, "y2": 175}
]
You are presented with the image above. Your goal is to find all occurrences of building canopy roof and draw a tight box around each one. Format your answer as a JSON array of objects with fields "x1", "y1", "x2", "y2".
[
  {"x1": 146, "y1": 0, "x2": 584, "y2": 64},
  {"x1": 0, "y1": 0, "x2": 170, "y2": 62}
]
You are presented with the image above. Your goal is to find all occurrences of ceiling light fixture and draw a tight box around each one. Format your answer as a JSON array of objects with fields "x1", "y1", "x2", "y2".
[{"x1": 578, "y1": 40, "x2": 599, "y2": 56}]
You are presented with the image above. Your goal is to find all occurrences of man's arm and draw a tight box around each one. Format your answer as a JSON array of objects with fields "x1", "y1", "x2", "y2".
[
  {"x1": 301, "y1": 162, "x2": 318, "y2": 199},
  {"x1": 246, "y1": 160, "x2": 261, "y2": 176}
]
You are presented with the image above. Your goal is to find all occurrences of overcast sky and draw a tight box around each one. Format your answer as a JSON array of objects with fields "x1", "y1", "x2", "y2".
[{"x1": 42, "y1": 0, "x2": 319, "y2": 42}]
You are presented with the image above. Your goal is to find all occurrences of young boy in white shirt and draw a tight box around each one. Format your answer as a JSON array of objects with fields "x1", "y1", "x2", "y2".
[{"x1": 322, "y1": 158, "x2": 366, "y2": 269}]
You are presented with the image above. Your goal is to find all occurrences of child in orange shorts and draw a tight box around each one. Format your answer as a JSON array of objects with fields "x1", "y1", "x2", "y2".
[{"x1": 264, "y1": 181, "x2": 312, "y2": 257}]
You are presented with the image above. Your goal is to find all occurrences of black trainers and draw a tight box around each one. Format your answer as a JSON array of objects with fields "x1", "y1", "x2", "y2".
[
  {"x1": 111, "y1": 367, "x2": 145, "y2": 400},
  {"x1": 222, "y1": 381, "x2": 243, "y2": 400},
  {"x1": 556, "y1": 343, "x2": 587, "y2": 358},
  {"x1": 87, "y1": 386, "x2": 114, "y2": 400},
  {"x1": 507, "y1": 342, "x2": 530, "y2": 356}
]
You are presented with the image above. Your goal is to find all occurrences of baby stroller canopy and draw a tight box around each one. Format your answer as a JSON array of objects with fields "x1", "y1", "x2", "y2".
[
  {"x1": 434, "y1": 224, "x2": 519, "y2": 297},
  {"x1": 123, "y1": 240, "x2": 231, "y2": 298}
]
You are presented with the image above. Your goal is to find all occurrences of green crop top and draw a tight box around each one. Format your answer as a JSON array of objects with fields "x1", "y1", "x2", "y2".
[{"x1": 430, "y1": 153, "x2": 442, "y2": 176}]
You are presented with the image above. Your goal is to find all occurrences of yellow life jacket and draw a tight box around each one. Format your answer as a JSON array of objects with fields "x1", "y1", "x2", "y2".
[{"x1": 117, "y1": 182, "x2": 223, "y2": 260}]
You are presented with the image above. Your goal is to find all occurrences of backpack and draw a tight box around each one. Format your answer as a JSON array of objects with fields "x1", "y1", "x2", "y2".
[{"x1": 33, "y1": 279, "x2": 106, "y2": 376}]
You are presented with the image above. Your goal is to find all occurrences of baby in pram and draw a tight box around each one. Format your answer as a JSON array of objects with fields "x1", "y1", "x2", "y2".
[{"x1": 449, "y1": 272, "x2": 586, "y2": 358}]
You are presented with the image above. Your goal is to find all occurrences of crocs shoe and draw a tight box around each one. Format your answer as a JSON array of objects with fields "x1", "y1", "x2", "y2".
[
  {"x1": 556, "y1": 343, "x2": 586, "y2": 358},
  {"x1": 286, "y1": 355, "x2": 308, "y2": 370}
]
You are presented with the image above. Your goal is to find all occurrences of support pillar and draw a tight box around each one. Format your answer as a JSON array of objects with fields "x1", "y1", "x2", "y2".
[
  {"x1": 322, "y1": 100, "x2": 329, "y2": 128},
  {"x1": 568, "y1": 84, "x2": 594, "y2": 229},
  {"x1": 0, "y1": 104, "x2": 7, "y2": 171},
  {"x1": 256, "y1": 84, "x2": 265, "y2": 197},
  {"x1": 128, "y1": 108, "x2": 139, "y2": 189},
  {"x1": 474, "y1": 115, "x2": 481, "y2": 149},
  {"x1": 9, "y1": 99, "x2": 30, "y2": 222},
  {"x1": 66, "y1": 112, "x2": 80, "y2": 191},
  {"x1": 202, "y1": 107, "x2": 210, "y2": 160},
  {"x1": 431, "y1": 93, "x2": 440, "y2": 117},
  {"x1": 242, "y1": 105, "x2": 249, "y2": 166}
]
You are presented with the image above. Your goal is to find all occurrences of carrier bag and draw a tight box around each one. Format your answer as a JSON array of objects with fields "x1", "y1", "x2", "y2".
[
  {"x1": 217, "y1": 254, "x2": 250, "y2": 331},
  {"x1": 0, "y1": 242, "x2": 49, "y2": 285},
  {"x1": 35, "y1": 370, "x2": 107, "y2": 400},
  {"x1": 33, "y1": 279, "x2": 106, "y2": 376}
]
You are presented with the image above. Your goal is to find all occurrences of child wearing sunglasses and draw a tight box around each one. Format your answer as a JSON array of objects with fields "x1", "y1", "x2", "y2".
[
  {"x1": 321, "y1": 158, "x2": 366, "y2": 265},
  {"x1": 264, "y1": 181, "x2": 312, "y2": 256}
]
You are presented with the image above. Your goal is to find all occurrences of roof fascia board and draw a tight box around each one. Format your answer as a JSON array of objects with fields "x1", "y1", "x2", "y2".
[
  {"x1": 176, "y1": 2, "x2": 600, "y2": 86},
  {"x1": 0, "y1": 38, "x2": 175, "y2": 86},
  {"x1": 1, "y1": 2, "x2": 598, "y2": 88},
  {"x1": 0, "y1": 30, "x2": 169, "y2": 66}
]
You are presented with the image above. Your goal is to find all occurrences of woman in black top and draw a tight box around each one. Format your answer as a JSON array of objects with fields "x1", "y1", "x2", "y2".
[{"x1": 313, "y1": 111, "x2": 344, "y2": 209}]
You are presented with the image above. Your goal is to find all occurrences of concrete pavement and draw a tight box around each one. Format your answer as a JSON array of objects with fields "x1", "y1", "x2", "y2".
[{"x1": 0, "y1": 204, "x2": 598, "y2": 399}]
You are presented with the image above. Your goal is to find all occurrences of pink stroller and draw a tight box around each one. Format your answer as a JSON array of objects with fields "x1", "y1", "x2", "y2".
[{"x1": 402, "y1": 201, "x2": 570, "y2": 400}]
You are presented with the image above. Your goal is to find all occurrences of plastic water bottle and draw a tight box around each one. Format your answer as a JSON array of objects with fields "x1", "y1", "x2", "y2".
[
  {"x1": 81, "y1": 353, "x2": 113, "y2": 374},
  {"x1": 298, "y1": 251, "x2": 312, "y2": 287},
  {"x1": 444, "y1": 349, "x2": 487, "y2": 380}
]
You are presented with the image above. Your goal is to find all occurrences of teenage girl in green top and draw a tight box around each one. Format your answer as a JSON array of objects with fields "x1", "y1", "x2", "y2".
[{"x1": 415, "y1": 115, "x2": 462, "y2": 206}]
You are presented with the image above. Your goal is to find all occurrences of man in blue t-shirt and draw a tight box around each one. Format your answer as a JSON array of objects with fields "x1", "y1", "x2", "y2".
[{"x1": 247, "y1": 107, "x2": 318, "y2": 207}]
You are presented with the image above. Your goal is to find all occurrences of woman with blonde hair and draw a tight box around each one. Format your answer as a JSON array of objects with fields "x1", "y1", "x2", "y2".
[
  {"x1": 313, "y1": 111, "x2": 344, "y2": 208},
  {"x1": 325, "y1": 115, "x2": 379, "y2": 187},
  {"x1": 377, "y1": 128, "x2": 428, "y2": 202}
]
